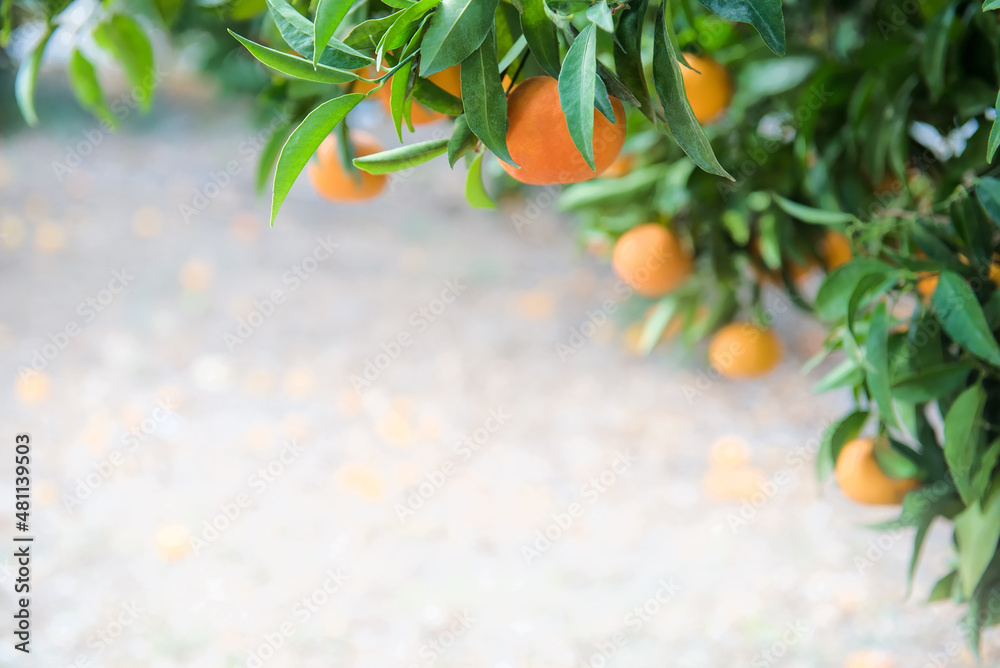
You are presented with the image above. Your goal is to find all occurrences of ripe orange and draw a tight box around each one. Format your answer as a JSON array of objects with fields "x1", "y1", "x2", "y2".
[
  {"x1": 499, "y1": 76, "x2": 626, "y2": 185},
  {"x1": 379, "y1": 64, "x2": 462, "y2": 125},
  {"x1": 611, "y1": 224, "x2": 693, "y2": 297},
  {"x1": 707, "y1": 322, "x2": 782, "y2": 379},
  {"x1": 916, "y1": 272, "x2": 938, "y2": 298},
  {"x1": 307, "y1": 130, "x2": 387, "y2": 202},
  {"x1": 819, "y1": 231, "x2": 852, "y2": 270},
  {"x1": 680, "y1": 54, "x2": 733, "y2": 124},
  {"x1": 835, "y1": 437, "x2": 920, "y2": 505}
]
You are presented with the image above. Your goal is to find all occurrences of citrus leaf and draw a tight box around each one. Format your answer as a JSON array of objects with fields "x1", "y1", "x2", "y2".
[
  {"x1": 985, "y1": 0, "x2": 1000, "y2": 9},
  {"x1": 447, "y1": 114, "x2": 477, "y2": 166},
  {"x1": 594, "y1": 74, "x2": 615, "y2": 124},
  {"x1": 92, "y1": 14, "x2": 156, "y2": 112},
  {"x1": 988, "y1": 89, "x2": 1000, "y2": 163},
  {"x1": 954, "y1": 483, "x2": 1000, "y2": 597},
  {"x1": 920, "y1": 2, "x2": 955, "y2": 102},
  {"x1": 68, "y1": 48, "x2": 116, "y2": 128},
  {"x1": 558, "y1": 164, "x2": 663, "y2": 210},
  {"x1": 771, "y1": 193, "x2": 859, "y2": 225},
  {"x1": 271, "y1": 94, "x2": 364, "y2": 225},
  {"x1": 817, "y1": 409, "x2": 868, "y2": 481},
  {"x1": 265, "y1": 0, "x2": 316, "y2": 55},
  {"x1": 932, "y1": 271, "x2": 1000, "y2": 367},
  {"x1": 891, "y1": 362, "x2": 977, "y2": 403},
  {"x1": 230, "y1": 31, "x2": 356, "y2": 84},
  {"x1": 976, "y1": 176, "x2": 1000, "y2": 226},
  {"x1": 944, "y1": 382, "x2": 986, "y2": 506},
  {"x1": 558, "y1": 23, "x2": 599, "y2": 170},
  {"x1": 353, "y1": 138, "x2": 450, "y2": 174},
  {"x1": 639, "y1": 298, "x2": 678, "y2": 354},
  {"x1": 465, "y1": 151, "x2": 495, "y2": 208},
  {"x1": 865, "y1": 302, "x2": 897, "y2": 429},
  {"x1": 14, "y1": 24, "x2": 54, "y2": 126},
  {"x1": 696, "y1": 0, "x2": 785, "y2": 55},
  {"x1": 814, "y1": 259, "x2": 895, "y2": 322},
  {"x1": 497, "y1": 33, "x2": 527, "y2": 73},
  {"x1": 419, "y1": 0, "x2": 499, "y2": 76},
  {"x1": 390, "y1": 59, "x2": 415, "y2": 139},
  {"x1": 257, "y1": 115, "x2": 294, "y2": 193},
  {"x1": 520, "y1": 0, "x2": 560, "y2": 78},
  {"x1": 381, "y1": 0, "x2": 440, "y2": 50},
  {"x1": 928, "y1": 570, "x2": 958, "y2": 602},
  {"x1": 613, "y1": 0, "x2": 654, "y2": 121},
  {"x1": 652, "y1": 1, "x2": 732, "y2": 179},
  {"x1": 586, "y1": 0, "x2": 614, "y2": 32},
  {"x1": 412, "y1": 75, "x2": 463, "y2": 114},
  {"x1": 813, "y1": 357, "x2": 863, "y2": 394},
  {"x1": 971, "y1": 437, "x2": 1000, "y2": 505},
  {"x1": 313, "y1": 0, "x2": 355, "y2": 67},
  {"x1": 344, "y1": 12, "x2": 401, "y2": 50},
  {"x1": 461, "y1": 28, "x2": 516, "y2": 165}
]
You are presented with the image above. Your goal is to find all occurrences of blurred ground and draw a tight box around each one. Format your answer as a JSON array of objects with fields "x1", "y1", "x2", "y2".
[{"x1": 1, "y1": 79, "x2": 998, "y2": 667}]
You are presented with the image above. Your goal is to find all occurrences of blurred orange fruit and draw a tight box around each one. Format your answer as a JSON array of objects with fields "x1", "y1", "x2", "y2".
[
  {"x1": 379, "y1": 64, "x2": 462, "y2": 125},
  {"x1": 500, "y1": 76, "x2": 626, "y2": 185},
  {"x1": 707, "y1": 322, "x2": 782, "y2": 379},
  {"x1": 835, "y1": 437, "x2": 920, "y2": 505},
  {"x1": 612, "y1": 224, "x2": 693, "y2": 297},
  {"x1": 680, "y1": 54, "x2": 733, "y2": 124},
  {"x1": 602, "y1": 154, "x2": 636, "y2": 179},
  {"x1": 819, "y1": 231, "x2": 852, "y2": 270},
  {"x1": 308, "y1": 131, "x2": 387, "y2": 202}
]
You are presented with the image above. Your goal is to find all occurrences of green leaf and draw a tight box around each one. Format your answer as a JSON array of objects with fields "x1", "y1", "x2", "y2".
[
  {"x1": 985, "y1": 0, "x2": 1000, "y2": 9},
  {"x1": 954, "y1": 483, "x2": 1000, "y2": 597},
  {"x1": 594, "y1": 74, "x2": 615, "y2": 124},
  {"x1": 271, "y1": 94, "x2": 364, "y2": 225},
  {"x1": 464, "y1": 152, "x2": 495, "y2": 208},
  {"x1": 988, "y1": 89, "x2": 1000, "y2": 163},
  {"x1": 520, "y1": 0, "x2": 561, "y2": 78},
  {"x1": 314, "y1": 0, "x2": 355, "y2": 67},
  {"x1": 652, "y1": 2, "x2": 732, "y2": 179},
  {"x1": 976, "y1": 177, "x2": 1000, "y2": 225},
  {"x1": 813, "y1": 357, "x2": 863, "y2": 394},
  {"x1": 390, "y1": 59, "x2": 415, "y2": 138},
  {"x1": 933, "y1": 271, "x2": 1000, "y2": 367},
  {"x1": 613, "y1": 0, "x2": 654, "y2": 121},
  {"x1": 814, "y1": 259, "x2": 895, "y2": 322},
  {"x1": 864, "y1": 302, "x2": 897, "y2": 429},
  {"x1": 558, "y1": 164, "x2": 663, "y2": 209},
  {"x1": 639, "y1": 298, "x2": 678, "y2": 354},
  {"x1": 230, "y1": 31, "x2": 355, "y2": 85},
  {"x1": 413, "y1": 75, "x2": 464, "y2": 114},
  {"x1": 68, "y1": 49, "x2": 116, "y2": 128},
  {"x1": 461, "y1": 29, "x2": 516, "y2": 165},
  {"x1": 497, "y1": 33, "x2": 528, "y2": 73},
  {"x1": 899, "y1": 485, "x2": 955, "y2": 593},
  {"x1": 817, "y1": 410, "x2": 868, "y2": 481},
  {"x1": 420, "y1": 0, "x2": 499, "y2": 76},
  {"x1": 696, "y1": 0, "x2": 785, "y2": 55},
  {"x1": 93, "y1": 15, "x2": 156, "y2": 112},
  {"x1": 972, "y1": 437, "x2": 1000, "y2": 505},
  {"x1": 558, "y1": 23, "x2": 599, "y2": 170},
  {"x1": 153, "y1": 0, "x2": 184, "y2": 25},
  {"x1": 265, "y1": 0, "x2": 316, "y2": 55},
  {"x1": 344, "y1": 12, "x2": 401, "y2": 50},
  {"x1": 944, "y1": 383, "x2": 986, "y2": 505},
  {"x1": 586, "y1": 0, "x2": 614, "y2": 32},
  {"x1": 447, "y1": 114, "x2": 477, "y2": 166},
  {"x1": 928, "y1": 570, "x2": 958, "y2": 602},
  {"x1": 771, "y1": 193, "x2": 859, "y2": 225},
  {"x1": 920, "y1": 2, "x2": 955, "y2": 102},
  {"x1": 256, "y1": 115, "x2": 294, "y2": 193},
  {"x1": 381, "y1": 0, "x2": 440, "y2": 50},
  {"x1": 14, "y1": 24, "x2": 55, "y2": 126},
  {"x1": 353, "y1": 138, "x2": 450, "y2": 174},
  {"x1": 891, "y1": 362, "x2": 976, "y2": 403}
]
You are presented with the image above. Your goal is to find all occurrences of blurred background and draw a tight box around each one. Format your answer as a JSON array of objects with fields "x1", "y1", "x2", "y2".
[{"x1": 1, "y1": 14, "x2": 999, "y2": 667}]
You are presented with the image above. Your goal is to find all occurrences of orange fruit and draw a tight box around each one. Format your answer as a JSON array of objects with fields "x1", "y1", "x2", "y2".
[
  {"x1": 350, "y1": 67, "x2": 380, "y2": 95},
  {"x1": 379, "y1": 64, "x2": 462, "y2": 125},
  {"x1": 680, "y1": 54, "x2": 733, "y2": 124},
  {"x1": 601, "y1": 154, "x2": 635, "y2": 179},
  {"x1": 916, "y1": 272, "x2": 938, "y2": 298},
  {"x1": 748, "y1": 238, "x2": 814, "y2": 285},
  {"x1": 707, "y1": 322, "x2": 782, "y2": 379},
  {"x1": 499, "y1": 76, "x2": 626, "y2": 185},
  {"x1": 835, "y1": 437, "x2": 920, "y2": 505},
  {"x1": 611, "y1": 224, "x2": 693, "y2": 297},
  {"x1": 307, "y1": 130, "x2": 387, "y2": 202},
  {"x1": 819, "y1": 231, "x2": 852, "y2": 270}
]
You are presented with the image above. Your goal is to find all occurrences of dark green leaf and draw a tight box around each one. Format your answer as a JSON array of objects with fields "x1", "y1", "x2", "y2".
[
  {"x1": 976, "y1": 176, "x2": 1000, "y2": 225},
  {"x1": 920, "y1": 3, "x2": 955, "y2": 102},
  {"x1": 814, "y1": 259, "x2": 895, "y2": 322},
  {"x1": 390, "y1": 60, "x2": 415, "y2": 138},
  {"x1": 412, "y1": 76, "x2": 464, "y2": 114},
  {"x1": 613, "y1": 0, "x2": 654, "y2": 121},
  {"x1": 461, "y1": 29, "x2": 516, "y2": 165},
  {"x1": 448, "y1": 114, "x2": 477, "y2": 166},
  {"x1": 314, "y1": 0, "x2": 355, "y2": 66},
  {"x1": 594, "y1": 74, "x2": 615, "y2": 124},
  {"x1": 891, "y1": 362, "x2": 977, "y2": 403},
  {"x1": 230, "y1": 31, "x2": 356, "y2": 84},
  {"x1": 652, "y1": 2, "x2": 732, "y2": 179},
  {"x1": 465, "y1": 151, "x2": 495, "y2": 208},
  {"x1": 68, "y1": 49, "x2": 116, "y2": 128},
  {"x1": 988, "y1": 89, "x2": 1000, "y2": 163},
  {"x1": 696, "y1": 0, "x2": 785, "y2": 55},
  {"x1": 944, "y1": 383, "x2": 986, "y2": 505},
  {"x1": 271, "y1": 94, "x2": 364, "y2": 225},
  {"x1": 354, "y1": 138, "x2": 450, "y2": 173},
  {"x1": 933, "y1": 271, "x2": 1000, "y2": 367},
  {"x1": 520, "y1": 0, "x2": 561, "y2": 78},
  {"x1": 420, "y1": 0, "x2": 499, "y2": 76},
  {"x1": 865, "y1": 302, "x2": 897, "y2": 429},
  {"x1": 14, "y1": 24, "x2": 55, "y2": 126},
  {"x1": 558, "y1": 23, "x2": 599, "y2": 170},
  {"x1": 381, "y1": 0, "x2": 440, "y2": 50}
]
